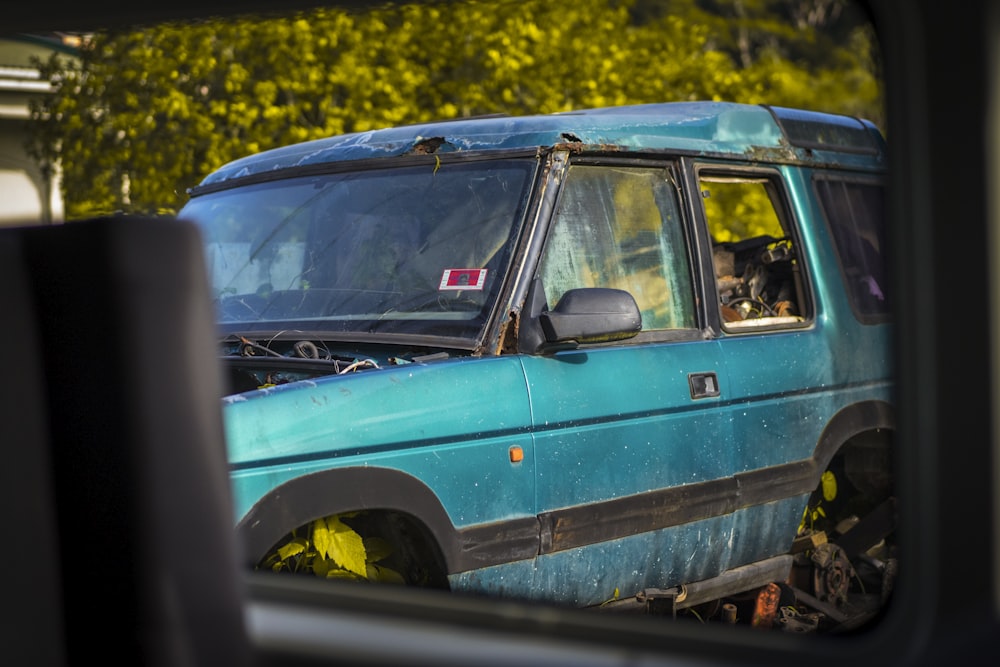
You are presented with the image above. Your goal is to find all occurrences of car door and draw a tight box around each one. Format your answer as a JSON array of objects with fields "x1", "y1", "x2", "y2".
[
  {"x1": 515, "y1": 158, "x2": 738, "y2": 607},
  {"x1": 687, "y1": 162, "x2": 861, "y2": 566}
]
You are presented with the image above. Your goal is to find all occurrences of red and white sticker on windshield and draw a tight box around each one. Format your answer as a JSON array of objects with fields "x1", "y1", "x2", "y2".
[{"x1": 439, "y1": 268, "x2": 487, "y2": 291}]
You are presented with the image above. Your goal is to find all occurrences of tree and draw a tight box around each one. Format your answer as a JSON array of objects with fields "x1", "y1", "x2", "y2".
[{"x1": 27, "y1": 0, "x2": 882, "y2": 219}]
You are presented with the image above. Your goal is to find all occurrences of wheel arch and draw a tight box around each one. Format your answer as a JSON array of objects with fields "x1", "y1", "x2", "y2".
[
  {"x1": 812, "y1": 399, "x2": 895, "y2": 478},
  {"x1": 235, "y1": 467, "x2": 462, "y2": 574}
]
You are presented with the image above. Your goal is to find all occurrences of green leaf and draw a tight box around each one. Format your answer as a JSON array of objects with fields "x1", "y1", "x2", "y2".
[
  {"x1": 362, "y1": 536, "x2": 394, "y2": 564},
  {"x1": 311, "y1": 555, "x2": 332, "y2": 577},
  {"x1": 367, "y1": 563, "x2": 406, "y2": 584},
  {"x1": 325, "y1": 567, "x2": 364, "y2": 581},
  {"x1": 277, "y1": 538, "x2": 308, "y2": 561},
  {"x1": 313, "y1": 516, "x2": 368, "y2": 577}
]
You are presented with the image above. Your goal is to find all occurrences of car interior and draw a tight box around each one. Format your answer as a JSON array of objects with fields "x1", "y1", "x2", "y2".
[{"x1": 2, "y1": 1, "x2": 997, "y2": 666}]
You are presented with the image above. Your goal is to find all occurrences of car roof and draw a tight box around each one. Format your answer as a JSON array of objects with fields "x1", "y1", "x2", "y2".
[{"x1": 195, "y1": 101, "x2": 887, "y2": 188}]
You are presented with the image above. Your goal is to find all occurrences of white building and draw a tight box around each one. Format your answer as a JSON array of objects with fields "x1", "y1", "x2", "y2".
[{"x1": 0, "y1": 34, "x2": 78, "y2": 225}]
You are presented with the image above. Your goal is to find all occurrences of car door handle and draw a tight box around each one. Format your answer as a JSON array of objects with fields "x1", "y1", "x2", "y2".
[{"x1": 688, "y1": 372, "x2": 720, "y2": 399}]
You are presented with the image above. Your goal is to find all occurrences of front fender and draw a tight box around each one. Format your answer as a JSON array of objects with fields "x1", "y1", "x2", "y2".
[{"x1": 235, "y1": 466, "x2": 539, "y2": 573}]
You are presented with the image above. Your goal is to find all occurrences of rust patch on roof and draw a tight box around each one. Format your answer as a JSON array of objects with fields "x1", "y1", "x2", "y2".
[
  {"x1": 553, "y1": 142, "x2": 625, "y2": 154},
  {"x1": 408, "y1": 136, "x2": 449, "y2": 154}
]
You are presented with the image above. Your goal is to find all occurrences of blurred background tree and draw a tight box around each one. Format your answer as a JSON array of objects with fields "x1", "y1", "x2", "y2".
[{"x1": 26, "y1": 0, "x2": 882, "y2": 219}]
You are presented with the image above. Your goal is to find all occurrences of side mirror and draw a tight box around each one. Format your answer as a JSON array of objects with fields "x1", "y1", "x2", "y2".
[{"x1": 539, "y1": 287, "x2": 642, "y2": 347}]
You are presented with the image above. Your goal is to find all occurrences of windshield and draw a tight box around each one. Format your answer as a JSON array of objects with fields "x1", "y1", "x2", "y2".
[{"x1": 179, "y1": 158, "x2": 536, "y2": 342}]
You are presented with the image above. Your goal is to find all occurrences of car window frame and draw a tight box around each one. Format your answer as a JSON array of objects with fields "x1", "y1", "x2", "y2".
[
  {"x1": 526, "y1": 152, "x2": 708, "y2": 348},
  {"x1": 689, "y1": 160, "x2": 816, "y2": 336}
]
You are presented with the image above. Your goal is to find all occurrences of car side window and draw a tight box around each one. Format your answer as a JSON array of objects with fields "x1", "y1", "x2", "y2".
[
  {"x1": 814, "y1": 176, "x2": 889, "y2": 320},
  {"x1": 699, "y1": 171, "x2": 810, "y2": 330},
  {"x1": 539, "y1": 163, "x2": 696, "y2": 332}
]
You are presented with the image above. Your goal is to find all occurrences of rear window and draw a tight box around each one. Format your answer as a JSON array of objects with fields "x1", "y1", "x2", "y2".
[{"x1": 814, "y1": 177, "x2": 889, "y2": 320}]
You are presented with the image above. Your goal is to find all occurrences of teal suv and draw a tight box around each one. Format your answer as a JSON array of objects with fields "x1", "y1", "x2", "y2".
[{"x1": 179, "y1": 102, "x2": 893, "y2": 615}]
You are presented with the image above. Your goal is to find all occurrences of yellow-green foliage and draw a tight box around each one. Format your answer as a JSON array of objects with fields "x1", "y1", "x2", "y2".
[
  {"x1": 261, "y1": 513, "x2": 405, "y2": 583},
  {"x1": 26, "y1": 0, "x2": 882, "y2": 221},
  {"x1": 702, "y1": 179, "x2": 784, "y2": 242}
]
